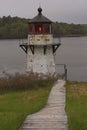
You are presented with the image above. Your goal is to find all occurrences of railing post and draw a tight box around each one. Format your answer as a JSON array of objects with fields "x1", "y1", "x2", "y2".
[{"x1": 64, "y1": 64, "x2": 67, "y2": 81}]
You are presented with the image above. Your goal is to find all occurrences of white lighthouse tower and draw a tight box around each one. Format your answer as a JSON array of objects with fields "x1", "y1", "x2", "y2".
[{"x1": 20, "y1": 7, "x2": 61, "y2": 75}]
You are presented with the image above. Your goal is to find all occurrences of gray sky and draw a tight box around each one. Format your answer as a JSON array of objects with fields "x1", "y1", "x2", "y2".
[{"x1": 0, "y1": 0, "x2": 87, "y2": 24}]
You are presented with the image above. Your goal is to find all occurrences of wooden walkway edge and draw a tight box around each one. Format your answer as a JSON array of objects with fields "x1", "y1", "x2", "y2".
[{"x1": 19, "y1": 80, "x2": 68, "y2": 130}]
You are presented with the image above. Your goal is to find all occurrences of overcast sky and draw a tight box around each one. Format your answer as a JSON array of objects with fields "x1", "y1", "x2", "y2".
[{"x1": 0, "y1": 0, "x2": 87, "y2": 24}]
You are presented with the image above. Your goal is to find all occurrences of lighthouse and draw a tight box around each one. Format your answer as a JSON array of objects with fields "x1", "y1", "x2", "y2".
[{"x1": 20, "y1": 7, "x2": 61, "y2": 75}]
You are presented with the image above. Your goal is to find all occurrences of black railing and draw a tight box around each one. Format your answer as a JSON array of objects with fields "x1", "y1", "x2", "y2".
[{"x1": 56, "y1": 64, "x2": 67, "y2": 80}]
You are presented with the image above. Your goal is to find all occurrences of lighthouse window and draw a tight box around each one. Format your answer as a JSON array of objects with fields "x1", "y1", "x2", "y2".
[
  {"x1": 45, "y1": 39, "x2": 50, "y2": 41},
  {"x1": 29, "y1": 24, "x2": 34, "y2": 34},
  {"x1": 43, "y1": 24, "x2": 50, "y2": 34},
  {"x1": 35, "y1": 25, "x2": 43, "y2": 34},
  {"x1": 37, "y1": 39, "x2": 40, "y2": 41}
]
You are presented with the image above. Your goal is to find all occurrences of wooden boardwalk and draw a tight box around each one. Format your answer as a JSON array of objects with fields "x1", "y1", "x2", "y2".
[{"x1": 19, "y1": 80, "x2": 68, "y2": 130}]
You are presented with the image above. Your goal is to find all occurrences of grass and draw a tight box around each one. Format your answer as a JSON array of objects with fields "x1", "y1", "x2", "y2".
[
  {"x1": 0, "y1": 73, "x2": 55, "y2": 130},
  {"x1": 66, "y1": 81, "x2": 87, "y2": 130}
]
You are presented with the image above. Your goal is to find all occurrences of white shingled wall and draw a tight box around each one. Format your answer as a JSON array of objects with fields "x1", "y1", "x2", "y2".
[{"x1": 26, "y1": 46, "x2": 55, "y2": 74}]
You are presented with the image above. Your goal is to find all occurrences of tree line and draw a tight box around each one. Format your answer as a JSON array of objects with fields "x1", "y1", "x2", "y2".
[
  {"x1": 0, "y1": 16, "x2": 87, "y2": 39},
  {"x1": 0, "y1": 16, "x2": 28, "y2": 39},
  {"x1": 52, "y1": 22, "x2": 87, "y2": 37}
]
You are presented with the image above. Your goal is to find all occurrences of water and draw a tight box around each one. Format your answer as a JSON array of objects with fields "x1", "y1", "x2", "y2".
[
  {"x1": 0, "y1": 39, "x2": 26, "y2": 76},
  {"x1": 55, "y1": 37, "x2": 87, "y2": 81},
  {"x1": 0, "y1": 37, "x2": 87, "y2": 81}
]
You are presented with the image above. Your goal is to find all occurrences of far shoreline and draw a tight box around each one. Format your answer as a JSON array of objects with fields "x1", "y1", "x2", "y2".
[{"x1": 0, "y1": 35, "x2": 87, "y2": 40}]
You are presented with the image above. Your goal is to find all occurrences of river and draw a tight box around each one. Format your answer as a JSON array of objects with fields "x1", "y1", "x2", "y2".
[{"x1": 0, "y1": 37, "x2": 87, "y2": 81}]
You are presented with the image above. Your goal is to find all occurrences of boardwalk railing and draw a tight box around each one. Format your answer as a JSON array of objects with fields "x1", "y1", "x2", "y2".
[{"x1": 55, "y1": 64, "x2": 67, "y2": 80}]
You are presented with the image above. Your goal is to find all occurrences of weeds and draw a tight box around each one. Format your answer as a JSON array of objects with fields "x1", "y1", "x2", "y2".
[{"x1": 0, "y1": 73, "x2": 56, "y2": 94}]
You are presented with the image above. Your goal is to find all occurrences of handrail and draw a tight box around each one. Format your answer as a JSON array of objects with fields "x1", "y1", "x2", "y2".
[{"x1": 56, "y1": 64, "x2": 67, "y2": 80}]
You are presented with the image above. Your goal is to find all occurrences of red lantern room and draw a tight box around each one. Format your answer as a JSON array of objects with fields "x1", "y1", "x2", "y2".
[{"x1": 28, "y1": 7, "x2": 52, "y2": 35}]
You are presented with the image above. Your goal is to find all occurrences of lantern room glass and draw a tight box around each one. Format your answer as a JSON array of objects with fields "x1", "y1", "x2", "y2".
[{"x1": 29, "y1": 23, "x2": 52, "y2": 34}]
